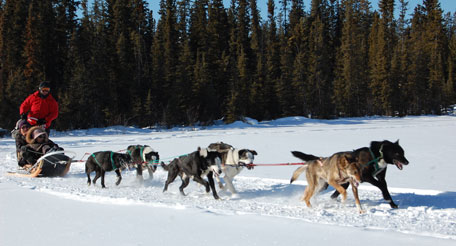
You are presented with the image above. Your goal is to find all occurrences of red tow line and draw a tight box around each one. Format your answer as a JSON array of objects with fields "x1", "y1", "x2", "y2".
[{"x1": 247, "y1": 162, "x2": 307, "y2": 167}]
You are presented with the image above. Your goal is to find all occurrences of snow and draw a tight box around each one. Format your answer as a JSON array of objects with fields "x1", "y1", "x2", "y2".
[{"x1": 1, "y1": 116, "x2": 456, "y2": 245}]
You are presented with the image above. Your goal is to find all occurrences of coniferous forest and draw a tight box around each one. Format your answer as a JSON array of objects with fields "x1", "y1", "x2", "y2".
[{"x1": 0, "y1": 0, "x2": 455, "y2": 130}]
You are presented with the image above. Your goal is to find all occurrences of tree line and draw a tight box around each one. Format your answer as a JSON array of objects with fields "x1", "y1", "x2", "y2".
[{"x1": 0, "y1": 0, "x2": 455, "y2": 130}]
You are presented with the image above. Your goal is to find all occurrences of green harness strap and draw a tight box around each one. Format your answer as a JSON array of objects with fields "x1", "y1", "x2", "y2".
[
  {"x1": 91, "y1": 152, "x2": 117, "y2": 170},
  {"x1": 139, "y1": 146, "x2": 145, "y2": 162},
  {"x1": 366, "y1": 146, "x2": 385, "y2": 177},
  {"x1": 127, "y1": 146, "x2": 145, "y2": 163}
]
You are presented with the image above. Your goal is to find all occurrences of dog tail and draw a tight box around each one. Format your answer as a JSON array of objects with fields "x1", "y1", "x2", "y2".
[
  {"x1": 161, "y1": 161, "x2": 169, "y2": 171},
  {"x1": 290, "y1": 165, "x2": 308, "y2": 184},
  {"x1": 291, "y1": 151, "x2": 320, "y2": 162}
]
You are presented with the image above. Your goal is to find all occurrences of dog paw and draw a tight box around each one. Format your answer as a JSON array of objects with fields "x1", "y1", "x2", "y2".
[{"x1": 230, "y1": 193, "x2": 240, "y2": 199}]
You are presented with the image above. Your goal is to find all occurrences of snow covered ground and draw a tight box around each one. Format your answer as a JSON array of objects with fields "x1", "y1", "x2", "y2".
[{"x1": 1, "y1": 116, "x2": 455, "y2": 245}]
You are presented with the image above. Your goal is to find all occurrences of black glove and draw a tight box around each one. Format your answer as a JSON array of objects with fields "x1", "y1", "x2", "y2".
[
  {"x1": 20, "y1": 114, "x2": 27, "y2": 120},
  {"x1": 37, "y1": 119, "x2": 46, "y2": 125}
]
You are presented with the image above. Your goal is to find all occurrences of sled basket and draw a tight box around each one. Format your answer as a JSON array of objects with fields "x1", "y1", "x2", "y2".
[{"x1": 9, "y1": 151, "x2": 76, "y2": 178}]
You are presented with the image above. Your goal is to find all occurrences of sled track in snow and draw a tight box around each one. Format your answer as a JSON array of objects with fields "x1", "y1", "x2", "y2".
[{"x1": 2, "y1": 164, "x2": 456, "y2": 240}]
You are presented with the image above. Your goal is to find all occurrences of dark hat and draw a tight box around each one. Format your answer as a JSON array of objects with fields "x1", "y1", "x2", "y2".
[
  {"x1": 39, "y1": 81, "x2": 51, "y2": 89},
  {"x1": 17, "y1": 119, "x2": 30, "y2": 129}
]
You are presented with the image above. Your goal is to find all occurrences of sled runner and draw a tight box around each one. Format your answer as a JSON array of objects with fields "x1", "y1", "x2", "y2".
[{"x1": 8, "y1": 150, "x2": 76, "y2": 178}]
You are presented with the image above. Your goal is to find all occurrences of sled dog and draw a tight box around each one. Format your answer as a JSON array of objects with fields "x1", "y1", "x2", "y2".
[
  {"x1": 330, "y1": 140, "x2": 409, "y2": 208},
  {"x1": 208, "y1": 142, "x2": 257, "y2": 195},
  {"x1": 290, "y1": 151, "x2": 364, "y2": 213},
  {"x1": 85, "y1": 151, "x2": 132, "y2": 188},
  {"x1": 162, "y1": 147, "x2": 222, "y2": 199},
  {"x1": 126, "y1": 145, "x2": 159, "y2": 182}
]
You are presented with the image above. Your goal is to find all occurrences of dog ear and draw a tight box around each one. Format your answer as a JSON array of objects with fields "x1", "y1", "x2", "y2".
[
  {"x1": 250, "y1": 150, "x2": 258, "y2": 155},
  {"x1": 199, "y1": 147, "x2": 208, "y2": 157},
  {"x1": 340, "y1": 156, "x2": 350, "y2": 169}
]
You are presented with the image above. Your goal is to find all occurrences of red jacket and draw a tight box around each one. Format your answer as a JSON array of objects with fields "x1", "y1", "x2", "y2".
[{"x1": 20, "y1": 91, "x2": 59, "y2": 129}]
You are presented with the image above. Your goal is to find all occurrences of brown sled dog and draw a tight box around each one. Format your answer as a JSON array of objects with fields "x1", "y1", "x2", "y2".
[{"x1": 290, "y1": 151, "x2": 364, "y2": 213}]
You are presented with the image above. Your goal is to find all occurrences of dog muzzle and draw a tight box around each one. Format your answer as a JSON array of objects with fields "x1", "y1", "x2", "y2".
[
  {"x1": 393, "y1": 159, "x2": 408, "y2": 170},
  {"x1": 351, "y1": 178, "x2": 360, "y2": 188}
]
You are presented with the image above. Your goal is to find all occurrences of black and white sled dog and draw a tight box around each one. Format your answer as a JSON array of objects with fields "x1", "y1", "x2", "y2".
[
  {"x1": 330, "y1": 140, "x2": 409, "y2": 208},
  {"x1": 126, "y1": 145, "x2": 159, "y2": 182},
  {"x1": 208, "y1": 142, "x2": 257, "y2": 196},
  {"x1": 85, "y1": 151, "x2": 132, "y2": 188},
  {"x1": 162, "y1": 147, "x2": 222, "y2": 199}
]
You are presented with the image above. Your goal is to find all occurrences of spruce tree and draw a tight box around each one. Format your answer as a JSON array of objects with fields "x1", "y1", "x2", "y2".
[
  {"x1": 248, "y1": 0, "x2": 266, "y2": 120},
  {"x1": 264, "y1": 0, "x2": 281, "y2": 119},
  {"x1": 161, "y1": 0, "x2": 180, "y2": 126},
  {"x1": 368, "y1": 0, "x2": 396, "y2": 116},
  {"x1": 390, "y1": 0, "x2": 410, "y2": 115},
  {"x1": 445, "y1": 13, "x2": 456, "y2": 107},
  {"x1": 207, "y1": 0, "x2": 229, "y2": 120},
  {"x1": 424, "y1": 0, "x2": 446, "y2": 114},
  {"x1": 306, "y1": 0, "x2": 334, "y2": 118},
  {"x1": 333, "y1": 0, "x2": 369, "y2": 117},
  {"x1": 226, "y1": 0, "x2": 252, "y2": 122},
  {"x1": 407, "y1": 5, "x2": 428, "y2": 114}
]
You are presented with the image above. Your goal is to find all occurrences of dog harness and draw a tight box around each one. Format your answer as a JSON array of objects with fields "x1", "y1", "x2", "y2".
[
  {"x1": 225, "y1": 149, "x2": 240, "y2": 166},
  {"x1": 366, "y1": 145, "x2": 386, "y2": 177},
  {"x1": 91, "y1": 152, "x2": 118, "y2": 170},
  {"x1": 127, "y1": 146, "x2": 159, "y2": 167},
  {"x1": 127, "y1": 146, "x2": 145, "y2": 162}
]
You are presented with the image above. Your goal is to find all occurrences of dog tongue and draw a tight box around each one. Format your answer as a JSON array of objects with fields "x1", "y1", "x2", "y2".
[{"x1": 394, "y1": 160, "x2": 403, "y2": 170}]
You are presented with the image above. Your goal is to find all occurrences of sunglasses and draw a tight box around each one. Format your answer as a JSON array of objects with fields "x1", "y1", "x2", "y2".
[
  {"x1": 36, "y1": 135, "x2": 45, "y2": 139},
  {"x1": 21, "y1": 126, "x2": 30, "y2": 130},
  {"x1": 40, "y1": 88, "x2": 50, "y2": 92}
]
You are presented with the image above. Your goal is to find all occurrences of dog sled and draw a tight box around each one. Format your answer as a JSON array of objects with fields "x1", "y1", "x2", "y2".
[{"x1": 8, "y1": 150, "x2": 76, "y2": 178}]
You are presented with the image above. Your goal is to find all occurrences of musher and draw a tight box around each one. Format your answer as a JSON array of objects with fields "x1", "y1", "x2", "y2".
[{"x1": 19, "y1": 81, "x2": 59, "y2": 135}]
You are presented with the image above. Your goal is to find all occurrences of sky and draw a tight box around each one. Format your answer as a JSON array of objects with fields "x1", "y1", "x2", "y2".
[{"x1": 146, "y1": 0, "x2": 455, "y2": 20}]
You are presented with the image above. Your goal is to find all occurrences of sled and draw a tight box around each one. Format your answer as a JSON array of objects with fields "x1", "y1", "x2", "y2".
[{"x1": 7, "y1": 150, "x2": 76, "y2": 178}]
